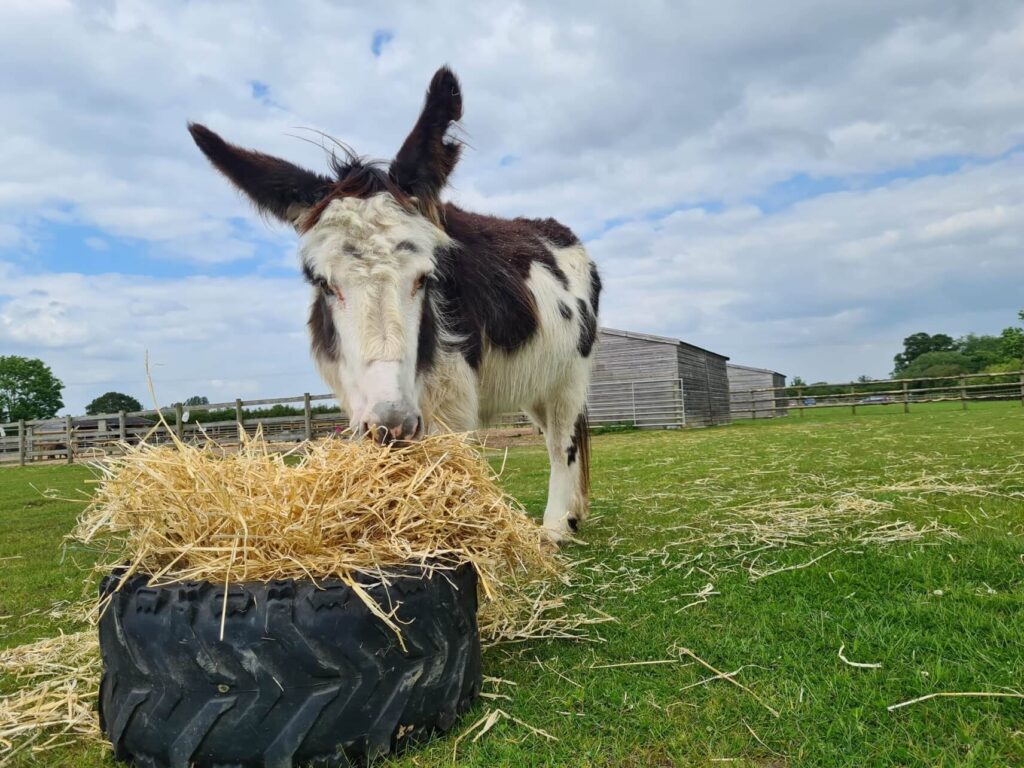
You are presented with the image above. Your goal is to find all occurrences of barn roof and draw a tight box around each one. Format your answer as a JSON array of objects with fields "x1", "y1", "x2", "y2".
[
  {"x1": 599, "y1": 327, "x2": 730, "y2": 361},
  {"x1": 727, "y1": 362, "x2": 786, "y2": 377}
]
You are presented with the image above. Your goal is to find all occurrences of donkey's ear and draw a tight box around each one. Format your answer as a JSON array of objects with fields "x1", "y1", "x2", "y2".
[
  {"x1": 188, "y1": 123, "x2": 331, "y2": 227},
  {"x1": 390, "y1": 67, "x2": 463, "y2": 207}
]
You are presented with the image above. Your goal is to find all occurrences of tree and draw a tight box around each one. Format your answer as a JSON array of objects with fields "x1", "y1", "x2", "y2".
[
  {"x1": 897, "y1": 350, "x2": 973, "y2": 380},
  {"x1": 956, "y1": 333, "x2": 1005, "y2": 372},
  {"x1": 998, "y1": 312, "x2": 1024, "y2": 364},
  {"x1": 85, "y1": 392, "x2": 143, "y2": 415},
  {"x1": 0, "y1": 356, "x2": 65, "y2": 422},
  {"x1": 790, "y1": 376, "x2": 806, "y2": 387},
  {"x1": 184, "y1": 395, "x2": 209, "y2": 406},
  {"x1": 856, "y1": 374, "x2": 875, "y2": 383},
  {"x1": 893, "y1": 333, "x2": 956, "y2": 375}
]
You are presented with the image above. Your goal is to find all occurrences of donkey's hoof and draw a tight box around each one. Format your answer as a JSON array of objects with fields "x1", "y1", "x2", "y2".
[{"x1": 541, "y1": 525, "x2": 568, "y2": 549}]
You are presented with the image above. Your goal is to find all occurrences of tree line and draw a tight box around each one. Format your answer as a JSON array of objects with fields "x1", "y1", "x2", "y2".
[
  {"x1": 787, "y1": 310, "x2": 1023, "y2": 397},
  {"x1": 0, "y1": 358, "x2": 338, "y2": 424}
]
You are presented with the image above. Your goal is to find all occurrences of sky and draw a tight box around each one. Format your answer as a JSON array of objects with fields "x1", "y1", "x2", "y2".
[{"x1": 1, "y1": 1, "x2": 1022, "y2": 413}]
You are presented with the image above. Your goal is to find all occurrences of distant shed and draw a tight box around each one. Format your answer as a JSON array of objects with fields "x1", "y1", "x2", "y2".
[
  {"x1": 589, "y1": 328, "x2": 731, "y2": 428},
  {"x1": 727, "y1": 363, "x2": 787, "y2": 419}
]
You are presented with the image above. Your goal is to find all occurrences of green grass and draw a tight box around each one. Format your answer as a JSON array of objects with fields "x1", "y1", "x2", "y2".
[{"x1": 2, "y1": 403, "x2": 1023, "y2": 767}]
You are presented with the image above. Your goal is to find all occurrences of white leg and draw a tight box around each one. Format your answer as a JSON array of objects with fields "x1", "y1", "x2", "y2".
[{"x1": 539, "y1": 402, "x2": 589, "y2": 542}]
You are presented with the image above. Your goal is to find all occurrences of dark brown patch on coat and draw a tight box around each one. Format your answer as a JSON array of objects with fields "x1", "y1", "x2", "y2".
[
  {"x1": 567, "y1": 411, "x2": 590, "y2": 531},
  {"x1": 575, "y1": 411, "x2": 590, "y2": 494},
  {"x1": 301, "y1": 261, "x2": 330, "y2": 293},
  {"x1": 576, "y1": 298, "x2": 597, "y2": 357},
  {"x1": 588, "y1": 262, "x2": 602, "y2": 315},
  {"x1": 436, "y1": 205, "x2": 582, "y2": 368},
  {"x1": 539, "y1": 261, "x2": 570, "y2": 290},
  {"x1": 308, "y1": 293, "x2": 338, "y2": 361},
  {"x1": 517, "y1": 216, "x2": 580, "y2": 248}
]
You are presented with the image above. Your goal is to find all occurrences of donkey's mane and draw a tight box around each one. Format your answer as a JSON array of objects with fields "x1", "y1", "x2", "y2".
[{"x1": 298, "y1": 150, "x2": 417, "y2": 234}]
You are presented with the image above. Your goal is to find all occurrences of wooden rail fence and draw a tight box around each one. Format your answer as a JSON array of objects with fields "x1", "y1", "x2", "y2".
[
  {"x1": 0, "y1": 377, "x2": 690, "y2": 466},
  {"x1": 4, "y1": 369, "x2": 1019, "y2": 466},
  {"x1": 730, "y1": 369, "x2": 1024, "y2": 420}
]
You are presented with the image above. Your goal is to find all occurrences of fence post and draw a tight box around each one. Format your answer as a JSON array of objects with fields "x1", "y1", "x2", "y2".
[
  {"x1": 303, "y1": 393, "x2": 312, "y2": 441},
  {"x1": 902, "y1": 381, "x2": 909, "y2": 414},
  {"x1": 235, "y1": 399, "x2": 245, "y2": 439},
  {"x1": 850, "y1": 385, "x2": 856, "y2": 415},
  {"x1": 119, "y1": 411, "x2": 127, "y2": 444},
  {"x1": 797, "y1": 387, "x2": 804, "y2": 417},
  {"x1": 25, "y1": 425, "x2": 33, "y2": 463},
  {"x1": 17, "y1": 420, "x2": 26, "y2": 466},
  {"x1": 751, "y1": 389, "x2": 757, "y2": 420},
  {"x1": 65, "y1": 415, "x2": 74, "y2": 464},
  {"x1": 959, "y1": 375, "x2": 968, "y2": 410},
  {"x1": 174, "y1": 403, "x2": 184, "y2": 439},
  {"x1": 1020, "y1": 373, "x2": 1024, "y2": 407},
  {"x1": 630, "y1": 382, "x2": 637, "y2": 426}
]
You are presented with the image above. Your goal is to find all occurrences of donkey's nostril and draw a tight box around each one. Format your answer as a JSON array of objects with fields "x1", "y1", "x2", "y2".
[
  {"x1": 361, "y1": 422, "x2": 391, "y2": 444},
  {"x1": 363, "y1": 405, "x2": 422, "y2": 446}
]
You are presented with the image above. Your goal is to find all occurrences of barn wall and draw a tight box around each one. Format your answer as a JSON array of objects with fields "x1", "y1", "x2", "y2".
[
  {"x1": 591, "y1": 332, "x2": 678, "y2": 382},
  {"x1": 587, "y1": 330, "x2": 731, "y2": 429},
  {"x1": 679, "y1": 345, "x2": 732, "y2": 427},
  {"x1": 728, "y1": 365, "x2": 788, "y2": 419},
  {"x1": 705, "y1": 353, "x2": 733, "y2": 426},
  {"x1": 590, "y1": 332, "x2": 683, "y2": 427}
]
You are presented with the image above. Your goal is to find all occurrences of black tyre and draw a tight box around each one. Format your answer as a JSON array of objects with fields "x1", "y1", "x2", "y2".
[{"x1": 97, "y1": 564, "x2": 481, "y2": 767}]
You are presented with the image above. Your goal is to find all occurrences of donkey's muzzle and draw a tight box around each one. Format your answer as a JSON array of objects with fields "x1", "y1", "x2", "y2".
[{"x1": 362, "y1": 404, "x2": 422, "y2": 445}]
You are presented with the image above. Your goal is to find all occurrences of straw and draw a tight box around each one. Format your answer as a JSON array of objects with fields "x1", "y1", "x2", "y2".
[{"x1": 69, "y1": 429, "x2": 563, "y2": 641}]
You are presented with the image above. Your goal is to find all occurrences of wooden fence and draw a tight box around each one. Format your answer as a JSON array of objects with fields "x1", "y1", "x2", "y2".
[
  {"x1": 0, "y1": 377, "x2": 690, "y2": 466},
  {"x1": 730, "y1": 369, "x2": 1024, "y2": 420}
]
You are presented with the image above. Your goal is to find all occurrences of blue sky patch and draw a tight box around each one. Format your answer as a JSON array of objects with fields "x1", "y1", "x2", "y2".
[
  {"x1": 250, "y1": 81, "x2": 270, "y2": 101},
  {"x1": 248, "y1": 80, "x2": 284, "y2": 109},
  {"x1": 587, "y1": 200, "x2": 724, "y2": 241},
  {"x1": 371, "y1": 30, "x2": 394, "y2": 57},
  {"x1": 8, "y1": 220, "x2": 297, "y2": 280},
  {"x1": 749, "y1": 145, "x2": 1023, "y2": 214}
]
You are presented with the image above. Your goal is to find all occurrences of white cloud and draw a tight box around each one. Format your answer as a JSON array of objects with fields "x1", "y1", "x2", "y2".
[
  {"x1": 591, "y1": 155, "x2": 1024, "y2": 379},
  {"x1": 0, "y1": 265, "x2": 323, "y2": 412}
]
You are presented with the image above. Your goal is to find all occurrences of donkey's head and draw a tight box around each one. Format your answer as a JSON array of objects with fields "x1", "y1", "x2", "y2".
[{"x1": 189, "y1": 68, "x2": 463, "y2": 443}]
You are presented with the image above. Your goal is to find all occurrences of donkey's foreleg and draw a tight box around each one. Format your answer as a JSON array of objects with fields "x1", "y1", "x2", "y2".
[{"x1": 540, "y1": 407, "x2": 590, "y2": 541}]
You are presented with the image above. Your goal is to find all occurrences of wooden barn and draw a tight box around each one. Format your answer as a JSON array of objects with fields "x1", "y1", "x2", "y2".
[
  {"x1": 727, "y1": 363, "x2": 788, "y2": 419},
  {"x1": 588, "y1": 328, "x2": 731, "y2": 428}
]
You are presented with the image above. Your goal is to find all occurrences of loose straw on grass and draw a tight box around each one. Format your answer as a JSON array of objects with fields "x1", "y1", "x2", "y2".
[
  {"x1": 887, "y1": 690, "x2": 1024, "y2": 712},
  {"x1": 677, "y1": 648, "x2": 781, "y2": 718},
  {"x1": 838, "y1": 644, "x2": 881, "y2": 670},
  {"x1": 0, "y1": 632, "x2": 103, "y2": 762}
]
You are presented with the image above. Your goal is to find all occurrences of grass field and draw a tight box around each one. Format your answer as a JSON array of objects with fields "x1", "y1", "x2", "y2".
[{"x1": 2, "y1": 402, "x2": 1023, "y2": 767}]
